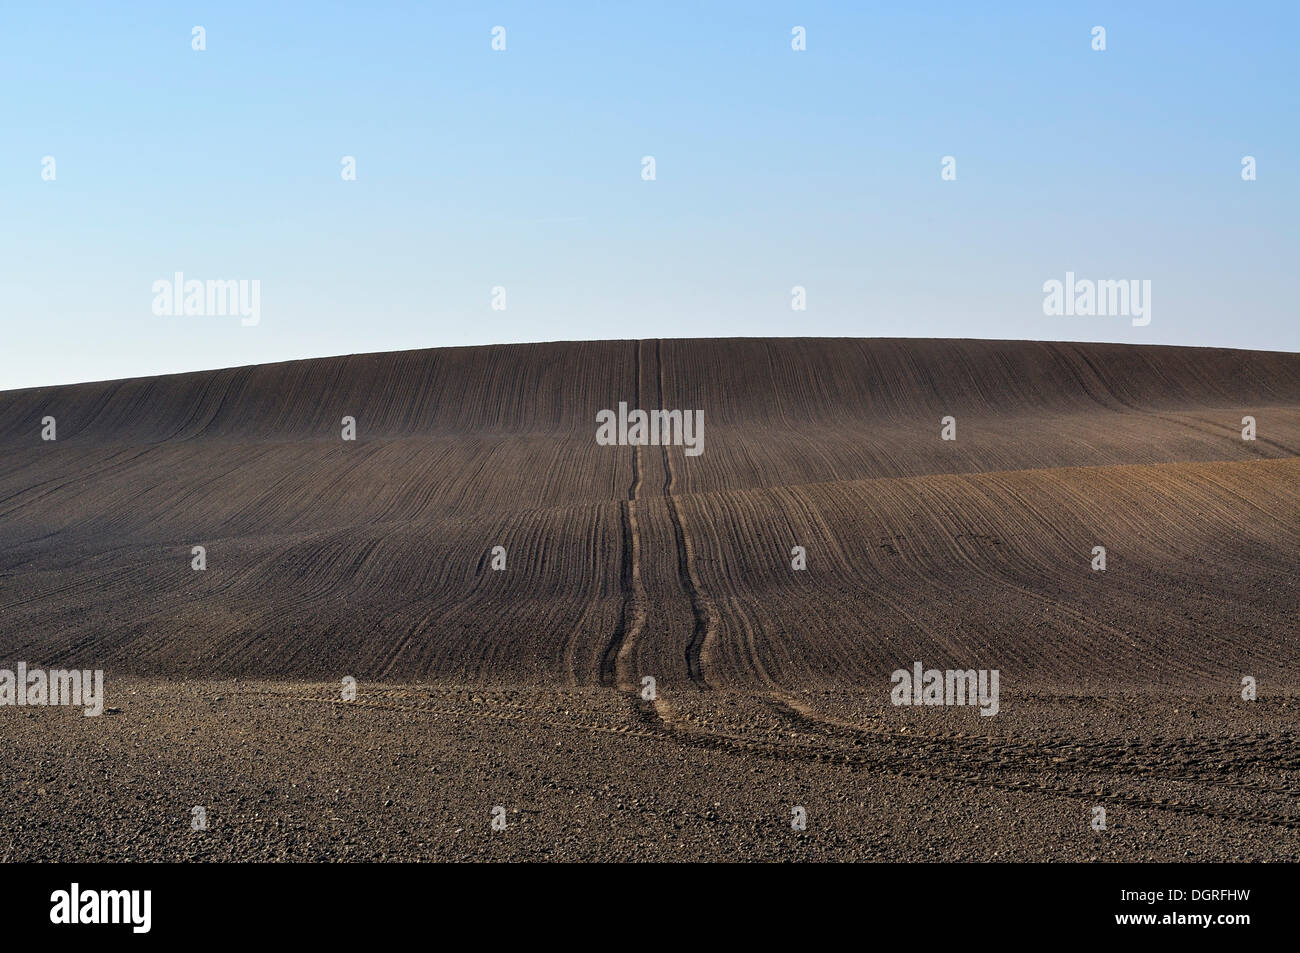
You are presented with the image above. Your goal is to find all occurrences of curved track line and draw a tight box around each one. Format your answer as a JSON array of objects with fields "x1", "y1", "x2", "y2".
[
  {"x1": 599, "y1": 341, "x2": 646, "y2": 691},
  {"x1": 656, "y1": 340, "x2": 713, "y2": 689},
  {"x1": 253, "y1": 686, "x2": 1300, "y2": 831}
]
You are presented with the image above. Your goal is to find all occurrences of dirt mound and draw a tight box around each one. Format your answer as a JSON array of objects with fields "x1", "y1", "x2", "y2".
[{"x1": 2, "y1": 338, "x2": 1297, "y2": 689}]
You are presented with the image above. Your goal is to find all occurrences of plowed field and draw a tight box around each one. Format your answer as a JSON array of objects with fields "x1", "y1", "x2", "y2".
[{"x1": 2, "y1": 338, "x2": 1297, "y2": 861}]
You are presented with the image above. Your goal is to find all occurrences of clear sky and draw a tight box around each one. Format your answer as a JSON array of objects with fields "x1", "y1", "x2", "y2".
[{"x1": 3, "y1": 1, "x2": 1296, "y2": 391}]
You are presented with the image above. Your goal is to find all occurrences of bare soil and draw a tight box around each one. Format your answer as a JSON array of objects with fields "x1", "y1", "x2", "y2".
[{"x1": 1, "y1": 338, "x2": 1297, "y2": 860}]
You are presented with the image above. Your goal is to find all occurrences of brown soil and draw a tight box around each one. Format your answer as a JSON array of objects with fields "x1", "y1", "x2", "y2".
[{"x1": 1, "y1": 338, "x2": 1297, "y2": 860}]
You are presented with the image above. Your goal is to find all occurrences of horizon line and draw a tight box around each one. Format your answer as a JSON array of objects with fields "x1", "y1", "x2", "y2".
[{"x1": 5, "y1": 334, "x2": 1299, "y2": 395}]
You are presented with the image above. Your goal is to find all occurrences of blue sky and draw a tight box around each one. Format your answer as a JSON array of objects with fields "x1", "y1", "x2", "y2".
[{"x1": 2, "y1": 2, "x2": 1296, "y2": 390}]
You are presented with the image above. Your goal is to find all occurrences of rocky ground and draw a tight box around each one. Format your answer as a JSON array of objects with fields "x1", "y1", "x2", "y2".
[{"x1": 3, "y1": 678, "x2": 1296, "y2": 862}]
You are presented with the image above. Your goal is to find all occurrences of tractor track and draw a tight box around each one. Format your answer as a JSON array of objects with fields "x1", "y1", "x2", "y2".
[{"x1": 250, "y1": 685, "x2": 1300, "y2": 831}]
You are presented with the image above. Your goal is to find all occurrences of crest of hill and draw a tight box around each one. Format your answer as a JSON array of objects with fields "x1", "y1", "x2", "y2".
[{"x1": 2, "y1": 338, "x2": 1299, "y2": 446}]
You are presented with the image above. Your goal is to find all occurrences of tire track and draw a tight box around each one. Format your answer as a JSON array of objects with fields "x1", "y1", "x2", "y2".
[
  {"x1": 253, "y1": 685, "x2": 1300, "y2": 831},
  {"x1": 656, "y1": 340, "x2": 712, "y2": 689},
  {"x1": 599, "y1": 341, "x2": 646, "y2": 691},
  {"x1": 761, "y1": 695, "x2": 1300, "y2": 824}
]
